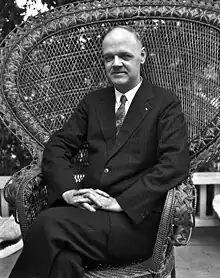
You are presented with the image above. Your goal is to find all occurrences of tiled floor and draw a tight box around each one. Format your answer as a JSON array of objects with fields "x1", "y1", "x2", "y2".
[
  {"x1": 175, "y1": 227, "x2": 220, "y2": 277},
  {"x1": 1, "y1": 227, "x2": 220, "y2": 278}
]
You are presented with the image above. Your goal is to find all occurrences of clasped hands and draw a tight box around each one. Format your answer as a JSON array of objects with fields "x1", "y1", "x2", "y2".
[{"x1": 62, "y1": 188, "x2": 122, "y2": 213}]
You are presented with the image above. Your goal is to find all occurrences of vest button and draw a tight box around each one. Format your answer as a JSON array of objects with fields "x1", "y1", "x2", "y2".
[{"x1": 104, "y1": 168, "x2": 109, "y2": 173}]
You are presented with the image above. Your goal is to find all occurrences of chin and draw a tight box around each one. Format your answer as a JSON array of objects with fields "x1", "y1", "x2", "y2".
[{"x1": 111, "y1": 78, "x2": 128, "y2": 87}]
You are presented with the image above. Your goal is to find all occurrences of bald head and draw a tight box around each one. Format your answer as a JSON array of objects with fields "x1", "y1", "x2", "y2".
[{"x1": 102, "y1": 26, "x2": 143, "y2": 49}]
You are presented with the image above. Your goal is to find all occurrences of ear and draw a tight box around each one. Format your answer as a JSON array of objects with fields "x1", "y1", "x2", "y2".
[{"x1": 140, "y1": 47, "x2": 147, "y2": 64}]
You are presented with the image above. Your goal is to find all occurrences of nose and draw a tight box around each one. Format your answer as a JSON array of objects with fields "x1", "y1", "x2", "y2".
[{"x1": 112, "y1": 56, "x2": 122, "y2": 67}]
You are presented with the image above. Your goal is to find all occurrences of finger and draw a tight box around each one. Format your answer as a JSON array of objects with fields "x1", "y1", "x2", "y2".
[
  {"x1": 95, "y1": 189, "x2": 110, "y2": 198},
  {"x1": 85, "y1": 193, "x2": 102, "y2": 208},
  {"x1": 76, "y1": 204, "x2": 86, "y2": 210},
  {"x1": 90, "y1": 203, "x2": 100, "y2": 209},
  {"x1": 72, "y1": 189, "x2": 110, "y2": 199},
  {"x1": 71, "y1": 196, "x2": 92, "y2": 204},
  {"x1": 72, "y1": 189, "x2": 94, "y2": 196},
  {"x1": 81, "y1": 202, "x2": 96, "y2": 212},
  {"x1": 73, "y1": 202, "x2": 94, "y2": 211}
]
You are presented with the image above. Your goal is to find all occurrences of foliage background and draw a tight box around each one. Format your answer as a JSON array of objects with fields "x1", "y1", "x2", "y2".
[{"x1": 0, "y1": 0, "x2": 80, "y2": 175}]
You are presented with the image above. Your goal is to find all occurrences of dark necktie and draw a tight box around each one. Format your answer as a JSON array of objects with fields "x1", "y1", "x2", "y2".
[{"x1": 116, "y1": 94, "x2": 127, "y2": 136}]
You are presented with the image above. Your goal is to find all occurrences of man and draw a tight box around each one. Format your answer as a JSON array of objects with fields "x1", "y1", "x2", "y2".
[{"x1": 9, "y1": 25, "x2": 190, "y2": 278}]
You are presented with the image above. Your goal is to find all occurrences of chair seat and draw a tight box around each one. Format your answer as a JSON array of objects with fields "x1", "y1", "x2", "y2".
[{"x1": 84, "y1": 252, "x2": 174, "y2": 278}]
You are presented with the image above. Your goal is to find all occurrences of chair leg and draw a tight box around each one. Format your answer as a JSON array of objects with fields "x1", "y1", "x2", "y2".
[{"x1": 170, "y1": 267, "x2": 176, "y2": 278}]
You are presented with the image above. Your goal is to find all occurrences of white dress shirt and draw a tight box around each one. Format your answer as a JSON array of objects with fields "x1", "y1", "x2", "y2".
[{"x1": 115, "y1": 77, "x2": 143, "y2": 115}]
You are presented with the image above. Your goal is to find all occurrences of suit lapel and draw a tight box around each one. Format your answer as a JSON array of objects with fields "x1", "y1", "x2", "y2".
[
  {"x1": 107, "y1": 79, "x2": 154, "y2": 161},
  {"x1": 96, "y1": 87, "x2": 116, "y2": 152}
]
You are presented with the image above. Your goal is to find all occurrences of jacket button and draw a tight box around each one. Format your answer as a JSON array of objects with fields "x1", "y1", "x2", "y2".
[{"x1": 104, "y1": 168, "x2": 109, "y2": 173}]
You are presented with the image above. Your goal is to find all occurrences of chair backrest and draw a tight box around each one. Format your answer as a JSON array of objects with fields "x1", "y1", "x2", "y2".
[{"x1": 1, "y1": 0, "x2": 220, "y2": 170}]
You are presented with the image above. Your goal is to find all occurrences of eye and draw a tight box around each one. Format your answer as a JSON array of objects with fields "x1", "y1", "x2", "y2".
[
  {"x1": 121, "y1": 54, "x2": 132, "y2": 60},
  {"x1": 103, "y1": 56, "x2": 113, "y2": 63}
]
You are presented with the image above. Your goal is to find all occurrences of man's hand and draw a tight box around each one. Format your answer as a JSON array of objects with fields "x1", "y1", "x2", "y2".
[
  {"x1": 75, "y1": 189, "x2": 123, "y2": 212},
  {"x1": 62, "y1": 188, "x2": 122, "y2": 212},
  {"x1": 62, "y1": 188, "x2": 104, "y2": 212}
]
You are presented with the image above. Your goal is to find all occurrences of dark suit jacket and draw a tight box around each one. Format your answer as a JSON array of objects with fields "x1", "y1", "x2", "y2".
[{"x1": 42, "y1": 78, "x2": 190, "y2": 225}]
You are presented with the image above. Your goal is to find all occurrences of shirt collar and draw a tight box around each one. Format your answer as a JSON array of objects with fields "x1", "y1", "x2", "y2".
[{"x1": 114, "y1": 77, "x2": 143, "y2": 106}]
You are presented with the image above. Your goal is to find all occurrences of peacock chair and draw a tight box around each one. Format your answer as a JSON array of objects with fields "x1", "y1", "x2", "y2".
[{"x1": 6, "y1": 0, "x2": 220, "y2": 276}]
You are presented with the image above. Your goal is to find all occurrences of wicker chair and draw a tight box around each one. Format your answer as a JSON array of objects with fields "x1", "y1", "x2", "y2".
[{"x1": 6, "y1": 0, "x2": 220, "y2": 276}]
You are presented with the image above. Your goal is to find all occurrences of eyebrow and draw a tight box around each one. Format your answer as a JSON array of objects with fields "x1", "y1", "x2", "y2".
[{"x1": 103, "y1": 50, "x2": 134, "y2": 56}]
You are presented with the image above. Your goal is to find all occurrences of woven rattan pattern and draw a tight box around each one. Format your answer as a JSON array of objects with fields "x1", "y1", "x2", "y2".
[
  {"x1": 18, "y1": 19, "x2": 220, "y2": 141},
  {"x1": 12, "y1": 20, "x2": 220, "y2": 143},
  {"x1": 1, "y1": 0, "x2": 220, "y2": 167}
]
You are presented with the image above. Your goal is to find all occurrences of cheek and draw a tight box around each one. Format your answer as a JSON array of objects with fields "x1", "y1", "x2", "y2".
[
  {"x1": 104, "y1": 63, "x2": 111, "y2": 71},
  {"x1": 130, "y1": 61, "x2": 140, "y2": 70},
  {"x1": 124, "y1": 62, "x2": 135, "y2": 71}
]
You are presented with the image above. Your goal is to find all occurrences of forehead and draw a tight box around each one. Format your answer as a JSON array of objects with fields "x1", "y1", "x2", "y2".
[{"x1": 102, "y1": 28, "x2": 140, "y2": 54}]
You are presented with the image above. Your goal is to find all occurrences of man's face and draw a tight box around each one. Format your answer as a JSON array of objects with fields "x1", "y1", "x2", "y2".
[{"x1": 102, "y1": 28, "x2": 146, "y2": 93}]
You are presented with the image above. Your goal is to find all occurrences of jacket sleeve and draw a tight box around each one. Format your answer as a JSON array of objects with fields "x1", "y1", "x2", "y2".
[
  {"x1": 116, "y1": 96, "x2": 190, "y2": 224},
  {"x1": 42, "y1": 96, "x2": 88, "y2": 203}
]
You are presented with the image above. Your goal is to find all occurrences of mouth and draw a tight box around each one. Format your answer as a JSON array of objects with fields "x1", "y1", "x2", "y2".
[{"x1": 111, "y1": 72, "x2": 126, "y2": 75}]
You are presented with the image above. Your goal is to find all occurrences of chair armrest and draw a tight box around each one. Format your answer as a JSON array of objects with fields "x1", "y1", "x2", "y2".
[
  {"x1": 4, "y1": 163, "x2": 48, "y2": 239},
  {"x1": 150, "y1": 175, "x2": 196, "y2": 273},
  {"x1": 4, "y1": 163, "x2": 43, "y2": 207},
  {"x1": 171, "y1": 175, "x2": 196, "y2": 246}
]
